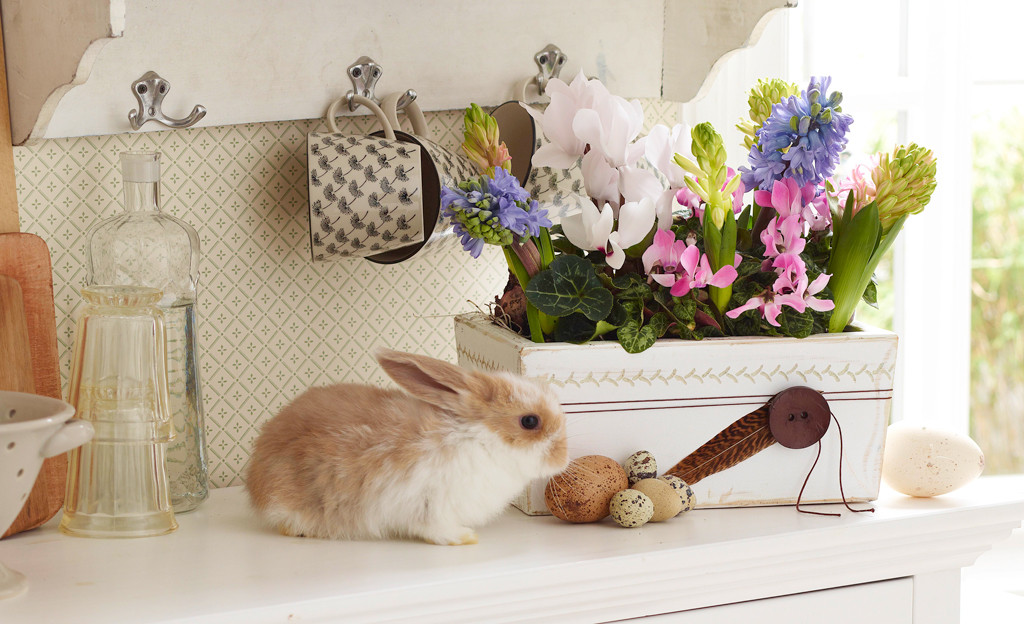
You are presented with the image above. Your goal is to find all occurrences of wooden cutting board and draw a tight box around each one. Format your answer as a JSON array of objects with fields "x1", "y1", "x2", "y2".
[
  {"x1": 0, "y1": 276, "x2": 34, "y2": 393},
  {"x1": 0, "y1": 232, "x2": 67, "y2": 538}
]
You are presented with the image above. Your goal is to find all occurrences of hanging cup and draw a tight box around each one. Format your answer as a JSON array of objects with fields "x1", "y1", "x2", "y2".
[
  {"x1": 308, "y1": 95, "x2": 427, "y2": 261},
  {"x1": 490, "y1": 81, "x2": 588, "y2": 222},
  {"x1": 370, "y1": 93, "x2": 479, "y2": 263}
]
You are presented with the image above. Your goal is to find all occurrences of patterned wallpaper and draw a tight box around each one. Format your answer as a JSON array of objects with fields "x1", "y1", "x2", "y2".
[{"x1": 13, "y1": 99, "x2": 681, "y2": 487}]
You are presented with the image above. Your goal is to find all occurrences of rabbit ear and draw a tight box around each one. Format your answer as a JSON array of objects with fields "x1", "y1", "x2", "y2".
[{"x1": 376, "y1": 349, "x2": 483, "y2": 409}]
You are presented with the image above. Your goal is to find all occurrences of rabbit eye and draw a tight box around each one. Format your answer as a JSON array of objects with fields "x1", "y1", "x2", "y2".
[{"x1": 519, "y1": 414, "x2": 540, "y2": 430}]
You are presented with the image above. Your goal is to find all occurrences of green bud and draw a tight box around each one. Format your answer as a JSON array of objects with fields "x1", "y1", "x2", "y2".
[{"x1": 871, "y1": 143, "x2": 937, "y2": 231}]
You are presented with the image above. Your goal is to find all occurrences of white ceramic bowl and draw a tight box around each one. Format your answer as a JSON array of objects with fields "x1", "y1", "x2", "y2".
[{"x1": 0, "y1": 390, "x2": 93, "y2": 600}]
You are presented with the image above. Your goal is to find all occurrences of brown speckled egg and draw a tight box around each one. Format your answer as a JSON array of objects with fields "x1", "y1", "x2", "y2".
[
  {"x1": 659, "y1": 475, "x2": 697, "y2": 514},
  {"x1": 609, "y1": 489, "x2": 654, "y2": 528},
  {"x1": 623, "y1": 450, "x2": 658, "y2": 486},
  {"x1": 633, "y1": 478, "x2": 682, "y2": 522},
  {"x1": 545, "y1": 455, "x2": 629, "y2": 523}
]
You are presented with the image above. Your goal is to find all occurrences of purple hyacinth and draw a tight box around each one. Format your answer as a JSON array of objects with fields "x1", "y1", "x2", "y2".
[
  {"x1": 441, "y1": 168, "x2": 551, "y2": 258},
  {"x1": 741, "y1": 76, "x2": 853, "y2": 190}
]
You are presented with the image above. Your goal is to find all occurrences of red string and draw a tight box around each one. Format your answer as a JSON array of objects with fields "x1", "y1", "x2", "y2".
[
  {"x1": 796, "y1": 440, "x2": 840, "y2": 517},
  {"x1": 832, "y1": 413, "x2": 874, "y2": 514},
  {"x1": 795, "y1": 413, "x2": 875, "y2": 516}
]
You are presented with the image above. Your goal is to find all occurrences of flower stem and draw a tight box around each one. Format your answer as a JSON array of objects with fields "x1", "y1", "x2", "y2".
[{"x1": 503, "y1": 246, "x2": 545, "y2": 343}]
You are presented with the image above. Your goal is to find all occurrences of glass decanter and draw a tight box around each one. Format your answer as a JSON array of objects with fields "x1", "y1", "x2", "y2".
[{"x1": 86, "y1": 151, "x2": 208, "y2": 513}]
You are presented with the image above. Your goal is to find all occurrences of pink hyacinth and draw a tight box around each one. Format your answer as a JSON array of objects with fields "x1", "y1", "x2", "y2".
[{"x1": 833, "y1": 159, "x2": 878, "y2": 218}]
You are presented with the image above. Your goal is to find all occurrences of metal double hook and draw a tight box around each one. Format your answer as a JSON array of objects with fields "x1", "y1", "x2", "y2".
[
  {"x1": 343, "y1": 56, "x2": 417, "y2": 114},
  {"x1": 128, "y1": 71, "x2": 207, "y2": 131}
]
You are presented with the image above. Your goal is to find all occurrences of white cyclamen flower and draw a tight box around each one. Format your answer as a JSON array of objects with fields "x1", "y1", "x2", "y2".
[{"x1": 561, "y1": 196, "x2": 656, "y2": 270}]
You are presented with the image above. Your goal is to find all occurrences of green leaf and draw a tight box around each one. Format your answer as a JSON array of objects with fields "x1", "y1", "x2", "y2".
[
  {"x1": 652, "y1": 287, "x2": 673, "y2": 307},
  {"x1": 525, "y1": 255, "x2": 614, "y2": 321},
  {"x1": 708, "y1": 212, "x2": 737, "y2": 315},
  {"x1": 827, "y1": 202, "x2": 881, "y2": 332},
  {"x1": 607, "y1": 301, "x2": 630, "y2": 327},
  {"x1": 703, "y1": 215, "x2": 722, "y2": 269},
  {"x1": 697, "y1": 324, "x2": 724, "y2": 339},
  {"x1": 649, "y1": 312, "x2": 671, "y2": 338},
  {"x1": 736, "y1": 255, "x2": 763, "y2": 277},
  {"x1": 553, "y1": 314, "x2": 598, "y2": 344},
  {"x1": 862, "y1": 279, "x2": 878, "y2": 308},
  {"x1": 779, "y1": 308, "x2": 814, "y2": 339},
  {"x1": 619, "y1": 298, "x2": 644, "y2": 320},
  {"x1": 672, "y1": 296, "x2": 697, "y2": 322},
  {"x1": 617, "y1": 319, "x2": 658, "y2": 353},
  {"x1": 611, "y1": 273, "x2": 652, "y2": 300}
]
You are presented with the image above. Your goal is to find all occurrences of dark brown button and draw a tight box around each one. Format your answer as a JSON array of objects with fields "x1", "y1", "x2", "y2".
[{"x1": 768, "y1": 386, "x2": 831, "y2": 449}]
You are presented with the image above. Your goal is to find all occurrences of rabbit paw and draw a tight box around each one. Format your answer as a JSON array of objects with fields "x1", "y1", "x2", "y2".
[
  {"x1": 278, "y1": 524, "x2": 307, "y2": 538},
  {"x1": 422, "y1": 526, "x2": 479, "y2": 546}
]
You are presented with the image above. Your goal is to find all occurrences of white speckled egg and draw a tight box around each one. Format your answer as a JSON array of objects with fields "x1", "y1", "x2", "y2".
[
  {"x1": 659, "y1": 475, "x2": 697, "y2": 514},
  {"x1": 882, "y1": 423, "x2": 985, "y2": 497},
  {"x1": 623, "y1": 450, "x2": 658, "y2": 486},
  {"x1": 609, "y1": 489, "x2": 654, "y2": 528}
]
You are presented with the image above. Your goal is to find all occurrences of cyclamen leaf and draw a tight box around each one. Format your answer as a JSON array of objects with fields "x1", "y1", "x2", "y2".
[
  {"x1": 525, "y1": 255, "x2": 614, "y2": 321},
  {"x1": 617, "y1": 319, "x2": 658, "y2": 353},
  {"x1": 612, "y1": 273, "x2": 652, "y2": 301},
  {"x1": 672, "y1": 296, "x2": 697, "y2": 322},
  {"x1": 649, "y1": 312, "x2": 671, "y2": 338},
  {"x1": 779, "y1": 307, "x2": 814, "y2": 339},
  {"x1": 607, "y1": 302, "x2": 630, "y2": 327},
  {"x1": 553, "y1": 313, "x2": 599, "y2": 344},
  {"x1": 653, "y1": 287, "x2": 673, "y2": 307}
]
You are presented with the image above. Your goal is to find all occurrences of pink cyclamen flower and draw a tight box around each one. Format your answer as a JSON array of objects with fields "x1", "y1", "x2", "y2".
[
  {"x1": 802, "y1": 273, "x2": 835, "y2": 312},
  {"x1": 754, "y1": 177, "x2": 816, "y2": 222},
  {"x1": 725, "y1": 287, "x2": 806, "y2": 327},
  {"x1": 669, "y1": 244, "x2": 738, "y2": 297},
  {"x1": 803, "y1": 192, "x2": 831, "y2": 232},
  {"x1": 761, "y1": 215, "x2": 806, "y2": 261},
  {"x1": 771, "y1": 252, "x2": 807, "y2": 283},
  {"x1": 642, "y1": 229, "x2": 688, "y2": 288},
  {"x1": 753, "y1": 177, "x2": 830, "y2": 231}
]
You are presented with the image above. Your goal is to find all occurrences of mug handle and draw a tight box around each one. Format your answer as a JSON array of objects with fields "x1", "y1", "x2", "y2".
[
  {"x1": 515, "y1": 77, "x2": 546, "y2": 104},
  {"x1": 326, "y1": 95, "x2": 396, "y2": 140},
  {"x1": 381, "y1": 92, "x2": 428, "y2": 137},
  {"x1": 41, "y1": 419, "x2": 94, "y2": 458}
]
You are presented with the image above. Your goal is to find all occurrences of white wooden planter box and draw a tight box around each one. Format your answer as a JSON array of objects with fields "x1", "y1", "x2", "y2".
[{"x1": 454, "y1": 312, "x2": 899, "y2": 515}]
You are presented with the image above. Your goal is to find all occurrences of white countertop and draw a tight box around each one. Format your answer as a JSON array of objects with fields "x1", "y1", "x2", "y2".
[{"x1": 1, "y1": 477, "x2": 1023, "y2": 624}]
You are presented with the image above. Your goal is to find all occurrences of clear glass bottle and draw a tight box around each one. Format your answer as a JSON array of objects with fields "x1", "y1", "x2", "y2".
[{"x1": 86, "y1": 151, "x2": 208, "y2": 513}]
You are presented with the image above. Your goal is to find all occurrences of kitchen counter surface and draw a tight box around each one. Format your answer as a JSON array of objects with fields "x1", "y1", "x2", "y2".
[{"x1": 1, "y1": 477, "x2": 1022, "y2": 623}]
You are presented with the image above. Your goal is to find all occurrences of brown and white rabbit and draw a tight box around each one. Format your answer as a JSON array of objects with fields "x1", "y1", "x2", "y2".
[{"x1": 245, "y1": 348, "x2": 568, "y2": 545}]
